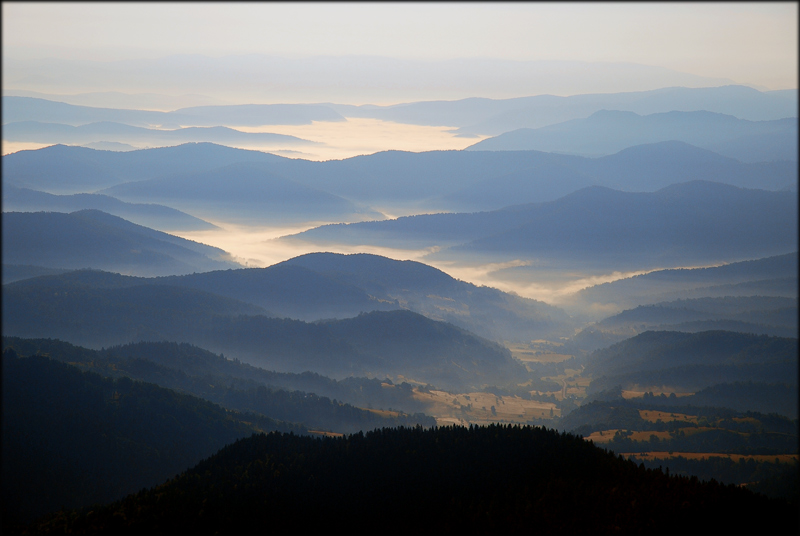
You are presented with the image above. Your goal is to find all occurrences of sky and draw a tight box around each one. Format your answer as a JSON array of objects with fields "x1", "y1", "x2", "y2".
[{"x1": 3, "y1": 2, "x2": 798, "y2": 91}]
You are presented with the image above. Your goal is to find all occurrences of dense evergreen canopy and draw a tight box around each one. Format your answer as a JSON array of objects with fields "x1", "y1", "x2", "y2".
[{"x1": 27, "y1": 424, "x2": 797, "y2": 535}]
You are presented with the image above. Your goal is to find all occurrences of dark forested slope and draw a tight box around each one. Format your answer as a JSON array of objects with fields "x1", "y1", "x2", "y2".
[
  {"x1": 1, "y1": 348, "x2": 292, "y2": 526},
  {"x1": 26, "y1": 424, "x2": 797, "y2": 535}
]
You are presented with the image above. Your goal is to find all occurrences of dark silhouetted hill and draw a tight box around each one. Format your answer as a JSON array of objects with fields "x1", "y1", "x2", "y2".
[
  {"x1": 23, "y1": 424, "x2": 797, "y2": 535},
  {"x1": 1, "y1": 347, "x2": 294, "y2": 526}
]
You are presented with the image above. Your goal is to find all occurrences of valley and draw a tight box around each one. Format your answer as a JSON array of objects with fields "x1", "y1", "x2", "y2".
[{"x1": 2, "y1": 6, "x2": 798, "y2": 530}]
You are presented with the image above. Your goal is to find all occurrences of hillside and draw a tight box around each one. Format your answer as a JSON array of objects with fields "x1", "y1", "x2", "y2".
[
  {"x1": 1, "y1": 347, "x2": 298, "y2": 526},
  {"x1": 1, "y1": 210, "x2": 241, "y2": 276},
  {"x1": 157, "y1": 264, "x2": 398, "y2": 321},
  {"x1": 451, "y1": 182, "x2": 796, "y2": 265},
  {"x1": 25, "y1": 424, "x2": 797, "y2": 535},
  {"x1": 4, "y1": 141, "x2": 795, "y2": 215},
  {"x1": 2, "y1": 185, "x2": 218, "y2": 232},
  {"x1": 573, "y1": 251, "x2": 799, "y2": 312},
  {"x1": 2, "y1": 120, "x2": 317, "y2": 147},
  {"x1": 2, "y1": 96, "x2": 346, "y2": 127},
  {"x1": 100, "y1": 161, "x2": 382, "y2": 224},
  {"x1": 290, "y1": 182, "x2": 798, "y2": 272},
  {"x1": 277, "y1": 253, "x2": 576, "y2": 342},
  {"x1": 584, "y1": 330, "x2": 798, "y2": 394},
  {"x1": 1, "y1": 142, "x2": 285, "y2": 193},
  {"x1": 466, "y1": 110, "x2": 797, "y2": 163},
  {"x1": 3, "y1": 273, "x2": 526, "y2": 389},
  {"x1": 596, "y1": 296, "x2": 796, "y2": 337},
  {"x1": 2, "y1": 337, "x2": 434, "y2": 437}
]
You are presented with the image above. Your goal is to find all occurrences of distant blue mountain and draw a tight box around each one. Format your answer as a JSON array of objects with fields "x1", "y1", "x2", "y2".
[
  {"x1": 1, "y1": 143, "x2": 285, "y2": 193},
  {"x1": 332, "y1": 85, "x2": 797, "y2": 135},
  {"x1": 452, "y1": 85, "x2": 798, "y2": 135},
  {"x1": 289, "y1": 181, "x2": 797, "y2": 271},
  {"x1": 2, "y1": 120, "x2": 317, "y2": 147},
  {"x1": 2, "y1": 210, "x2": 241, "y2": 276},
  {"x1": 100, "y1": 161, "x2": 382, "y2": 224},
  {"x1": 3, "y1": 185, "x2": 218, "y2": 232},
  {"x1": 573, "y1": 252, "x2": 798, "y2": 311},
  {"x1": 466, "y1": 110, "x2": 798, "y2": 162},
  {"x1": 2, "y1": 96, "x2": 346, "y2": 127},
  {"x1": 4, "y1": 141, "x2": 796, "y2": 216}
]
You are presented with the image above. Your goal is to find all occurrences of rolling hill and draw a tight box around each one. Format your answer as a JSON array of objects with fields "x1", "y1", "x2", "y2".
[
  {"x1": 100, "y1": 161, "x2": 381, "y2": 224},
  {"x1": 2, "y1": 120, "x2": 318, "y2": 147},
  {"x1": 2, "y1": 96, "x2": 346, "y2": 127},
  {"x1": 466, "y1": 110, "x2": 798, "y2": 162},
  {"x1": 23, "y1": 424, "x2": 796, "y2": 535},
  {"x1": 1, "y1": 347, "x2": 291, "y2": 525},
  {"x1": 572, "y1": 251, "x2": 799, "y2": 312},
  {"x1": 2, "y1": 184, "x2": 218, "y2": 231},
  {"x1": 5, "y1": 142, "x2": 795, "y2": 213},
  {"x1": 2, "y1": 210, "x2": 241, "y2": 276},
  {"x1": 290, "y1": 182, "x2": 798, "y2": 271},
  {"x1": 3, "y1": 271, "x2": 526, "y2": 389},
  {"x1": 584, "y1": 330, "x2": 798, "y2": 394},
  {"x1": 1, "y1": 142, "x2": 285, "y2": 193}
]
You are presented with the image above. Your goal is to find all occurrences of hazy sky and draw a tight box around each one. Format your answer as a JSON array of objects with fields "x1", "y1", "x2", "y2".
[{"x1": 3, "y1": 2, "x2": 798, "y2": 90}]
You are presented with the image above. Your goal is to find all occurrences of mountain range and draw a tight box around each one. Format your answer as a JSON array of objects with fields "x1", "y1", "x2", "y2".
[
  {"x1": 2, "y1": 96, "x2": 346, "y2": 128},
  {"x1": 289, "y1": 181, "x2": 798, "y2": 271},
  {"x1": 568, "y1": 295, "x2": 798, "y2": 354},
  {"x1": 2, "y1": 269, "x2": 527, "y2": 390},
  {"x1": 99, "y1": 161, "x2": 382, "y2": 224},
  {"x1": 467, "y1": 110, "x2": 798, "y2": 162},
  {"x1": 583, "y1": 330, "x2": 798, "y2": 395},
  {"x1": 2, "y1": 120, "x2": 318, "y2": 147},
  {"x1": 571, "y1": 251, "x2": 799, "y2": 312},
  {"x1": 2, "y1": 210, "x2": 240, "y2": 276},
  {"x1": 333, "y1": 85, "x2": 797, "y2": 135},
  {"x1": 2, "y1": 184, "x2": 218, "y2": 232},
  {"x1": 4, "y1": 142, "x2": 795, "y2": 216}
]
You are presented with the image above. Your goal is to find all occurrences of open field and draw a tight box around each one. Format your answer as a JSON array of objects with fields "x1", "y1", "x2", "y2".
[
  {"x1": 621, "y1": 452, "x2": 799, "y2": 463},
  {"x1": 544, "y1": 369, "x2": 590, "y2": 400},
  {"x1": 413, "y1": 389, "x2": 558, "y2": 426},
  {"x1": 639, "y1": 410, "x2": 699, "y2": 424},
  {"x1": 508, "y1": 343, "x2": 574, "y2": 364},
  {"x1": 584, "y1": 429, "x2": 673, "y2": 444},
  {"x1": 585, "y1": 426, "x2": 753, "y2": 445}
]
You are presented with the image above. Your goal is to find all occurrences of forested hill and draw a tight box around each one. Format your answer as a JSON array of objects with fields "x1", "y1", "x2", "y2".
[
  {"x1": 1, "y1": 336, "x2": 437, "y2": 433},
  {"x1": 28, "y1": 425, "x2": 797, "y2": 535},
  {"x1": 2, "y1": 209, "x2": 240, "y2": 276},
  {"x1": 1, "y1": 347, "x2": 296, "y2": 526},
  {"x1": 4, "y1": 273, "x2": 526, "y2": 389}
]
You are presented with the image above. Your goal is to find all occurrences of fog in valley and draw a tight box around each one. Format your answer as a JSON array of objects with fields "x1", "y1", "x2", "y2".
[{"x1": 3, "y1": 3, "x2": 798, "y2": 533}]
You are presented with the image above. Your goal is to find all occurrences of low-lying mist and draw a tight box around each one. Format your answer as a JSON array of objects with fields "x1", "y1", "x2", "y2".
[{"x1": 172, "y1": 220, "x2": 685, "y2": 312}]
